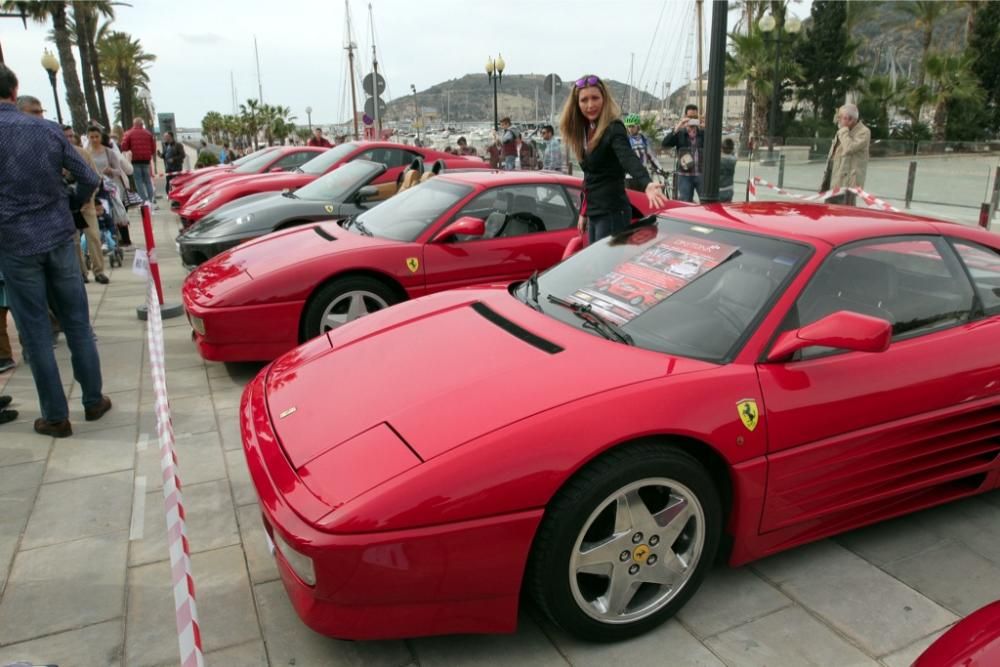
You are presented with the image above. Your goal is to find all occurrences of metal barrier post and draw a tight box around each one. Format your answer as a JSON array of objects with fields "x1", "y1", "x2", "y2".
[
  {"x1": 136, "y1": 202, "x2": 185, "y2": 321},
  {"x1": 989, "y1": 166, "x2": 1000, "y2": 230},
  {"x1": 777, "y1": 153, "x2": 786, "y2": 189},
  {"x1": 904, "y1": 161, "x2": 917, "y2": 209}
]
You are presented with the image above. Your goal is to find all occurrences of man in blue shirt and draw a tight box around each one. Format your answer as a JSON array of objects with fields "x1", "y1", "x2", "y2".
[{"x1": 0, "y1": 64, "x2": 111, "y2": 437}]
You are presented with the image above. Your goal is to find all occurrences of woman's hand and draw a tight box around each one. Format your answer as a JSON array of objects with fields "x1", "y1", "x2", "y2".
[
  {"x1": 577, "y1": 215, "x2": 587, "y2": 232},
  {"x1": 645, "y1": 182, "x2": 667, "y2": 210}
]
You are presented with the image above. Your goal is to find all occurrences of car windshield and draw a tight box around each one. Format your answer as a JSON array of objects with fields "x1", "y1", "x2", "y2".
[
  {"x1": 352, "y1": 179, "x2": 473, "y2": 242},
  {"x1": 233, "y1": 149, "x2": 285, "y2": 174},
  {"x1": 298, "y1": 143, "x2": 359, "y2": 175},
  {"x1": 230, "y1": 147, "x2": 275, "y2": 168},
  {"x1": 294, "y1": 160, "x2": 381, "y2": 201},
  {"x1": 520, "y1": 218, "x2": 811, "y2": 362}
]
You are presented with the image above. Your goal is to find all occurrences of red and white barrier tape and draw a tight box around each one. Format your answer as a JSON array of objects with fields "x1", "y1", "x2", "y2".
[
  {"x1": 145, "y1": 278, "x2": 204, "y2": 667},
  {"x1": 749, "y1": 177, "x2": 901, "y2": 213}
]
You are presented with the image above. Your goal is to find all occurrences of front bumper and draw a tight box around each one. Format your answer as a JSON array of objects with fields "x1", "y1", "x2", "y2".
[
  {"x1": 240, "y1": 372, "x2": 541, "y2": 639},
  {"x1": 182, "y1": 291, "x2": 303, "y2": 362},
  {"x1": 177, "y1": 237, "x2": 244, "y2": 268}
]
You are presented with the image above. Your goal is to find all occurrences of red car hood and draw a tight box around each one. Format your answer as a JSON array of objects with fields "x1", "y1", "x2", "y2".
[{"x1": 264, "y1": 288, "x2": 714, "y2": 469}]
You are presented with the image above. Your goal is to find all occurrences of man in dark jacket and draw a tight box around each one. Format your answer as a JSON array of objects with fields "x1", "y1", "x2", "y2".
[
  {"x1": 661, "y1": 104, "x2": 705, "y2": 202},
  {"x1": 498, "y1": 117, "x2": 519, "y2": 170},
  {"x1": 121, "y1": 117, "x2": 157, "y2": 205},
  {"x1": 160, "y1": 131, "x2": 186, "y2": 192},
  {"x1": 0, "y1": 63, "x2": 111, "y2": 437}
]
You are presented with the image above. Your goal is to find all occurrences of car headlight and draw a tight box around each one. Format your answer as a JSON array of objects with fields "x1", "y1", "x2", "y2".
[
  {"x1": 272, "y1": 530, "x2": 315, "y2": 586},
  {"x1": 234, "y1": 214, "x2": 254, "y2": 226},
  {"x1": 188, "y1": 314, "x2": 205, "y2": 335}
]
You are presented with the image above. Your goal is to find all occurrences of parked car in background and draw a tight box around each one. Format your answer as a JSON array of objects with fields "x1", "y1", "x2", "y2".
[{"x1": 167, "y1": 146, "x2": 279, "y2": 194}]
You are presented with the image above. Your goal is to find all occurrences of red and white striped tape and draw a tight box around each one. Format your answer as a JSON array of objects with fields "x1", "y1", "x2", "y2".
[
  {"x1": 749, "y1": 177, "x2": 902, "y2": 213},
  {"x1": 145, "y1": 278, "x2": 204, "y2": 667}
]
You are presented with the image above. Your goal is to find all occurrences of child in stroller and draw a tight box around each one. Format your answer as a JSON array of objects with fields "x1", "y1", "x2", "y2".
[{"x1": 82, "y1": 197, "x2": 124, "y2": 269}]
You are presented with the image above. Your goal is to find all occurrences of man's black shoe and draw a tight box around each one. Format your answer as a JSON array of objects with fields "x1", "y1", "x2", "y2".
[
  {"x1": 0, "y1": 395, "x2": 12, "y2": 409},
  {"x1": 0, "y1": 409, "x2": 17, "y2": 425}
]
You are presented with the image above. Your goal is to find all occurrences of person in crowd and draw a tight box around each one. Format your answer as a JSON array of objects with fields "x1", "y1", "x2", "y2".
[
  {"x1": 456, "y1": 136, "x2": 477, "y2": 157},
  {"x1": 0, "y1": 269, "x2": 14, "y2": 376},
  {"x1": 69, "y1": 126, "x2": 107, "y2": 284},
  {"x1": 219, "y1": 142, "x2": 232, "y2": 164},
  {"x1": 623, "y1": 113, "x2": 662, "y2": 191},
  {"x1": 120, "y1": 117, "x2": 156, "y2": 206},
  {"x1": 824, "y1": 103, "x2": 871, "y2": 202},
  {"x1": 15, "y1": 94, "x2": 45, "y2": 118},
  {"x1": 0, "y1": 63, "x2": 111, "y2": 437},
  {"x1": 719, "y1": 137, "x2": 738, "y2": 202},
  {"x1": 308, "y1": 127, "x2": 332, "y2": 148},
  {"x1": 560, "y1": 74, "x2": 666, "y2": 243},
  {"x1": 498, "y1": 117, "x2": 519, "y2": 170},
  {"x1": 539, "y1": 125, "x2": 564, "y2": 172},
  {"x1": 160, "y1": 131, "x2": 186, "y2": 192},
  {"x1": 485, "y1": 140, "x2": 501, "y2": 169},
  {"x1": 661, "y1": 104, "x2": 705, "y2": 202},
  {"x1": 519, "y1": 134, "x2": 539, "y2": 170}
]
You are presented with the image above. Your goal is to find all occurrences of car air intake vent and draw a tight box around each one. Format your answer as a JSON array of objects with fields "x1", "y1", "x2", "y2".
[
  {"x1": 471, "y1": 302, "x2": 563, "y2": 354},
  {"x1": 313, "y1": 227, "x2": 337, "y2": 242}
]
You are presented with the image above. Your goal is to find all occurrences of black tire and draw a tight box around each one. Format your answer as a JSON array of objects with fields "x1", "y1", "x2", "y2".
[
  {"x1": 301, "y1": 275, "x2": 399, "y2": 342},
  {"x1": 527, "y1": 443, "x2": 721, "y2": 642}
]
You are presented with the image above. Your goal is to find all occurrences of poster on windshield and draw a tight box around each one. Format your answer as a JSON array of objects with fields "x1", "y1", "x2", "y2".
[{"x1": 570, "y1": 234, "x2": 739, "y2": 325}]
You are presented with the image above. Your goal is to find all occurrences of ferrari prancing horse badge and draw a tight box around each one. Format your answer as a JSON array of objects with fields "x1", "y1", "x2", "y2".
[
  {"x1": 324, "y1": 204, "x2": 334, "y2": 213},
  {"x1": 406, "y1": 257, "x2": 419, "y2": 273},
  {"x1": 737, "y1": 399, "x2": 759, "y2": 432}
]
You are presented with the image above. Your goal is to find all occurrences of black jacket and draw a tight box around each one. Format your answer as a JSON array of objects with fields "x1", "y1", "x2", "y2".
[
  {"x1": 162, "y1": 141, "x2": 186, "y2": 172},
  {"x1": 581, "y1": 120, "x2": 651, "y2": 216},
  {"x1": 662, "y1": 127, "x2": 705, "y2": 171}
]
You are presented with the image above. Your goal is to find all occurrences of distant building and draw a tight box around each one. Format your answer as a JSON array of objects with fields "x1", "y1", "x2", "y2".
[{"x1": 674, "y1": 76, "x2": 748, "y2": 121}]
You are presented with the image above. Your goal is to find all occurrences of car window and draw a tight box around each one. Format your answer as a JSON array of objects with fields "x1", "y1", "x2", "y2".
[
  {"x1": 565, "y1": 187, "x2": 583, "y2": 213},
  {"x1": 270, "y1": 151, "x2": 314, "y2": 171},
  {"x1": 354, "y1": 178, "x2": 473, "y2": 242},
  {"x1": 357, "y1": 148, "x2": 413, "y2": 169},
  {"x1": 452, "y1": 184, "x2": 574, "y2": 240},
  {"x1": 787, "y1": 237, "x2": 974, "y2": 357},
  {"x1": 952, "y1": 241, "x2": 1000, "y2": 315},
  {"x1": 233, "y1": 149, "x2": 284, "y2": 174}
]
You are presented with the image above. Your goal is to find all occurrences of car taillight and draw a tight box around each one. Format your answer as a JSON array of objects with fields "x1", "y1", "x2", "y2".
[{"x1": 272, "y1": 529, "x2": 315, "y2": 586}]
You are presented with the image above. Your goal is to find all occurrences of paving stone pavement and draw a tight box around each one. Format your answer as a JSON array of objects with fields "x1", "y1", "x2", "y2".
[{"x1": 0, "y1": 195, "x2": 998, "y2": 667}]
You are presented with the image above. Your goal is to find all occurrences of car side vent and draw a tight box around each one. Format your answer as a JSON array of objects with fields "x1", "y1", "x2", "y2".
[
  {"x1": 313, "y1": 227, "x2": 337, "y2": 242},
  {"x1": 470, "y1": 302, "x2": 563, "y2": 354}
]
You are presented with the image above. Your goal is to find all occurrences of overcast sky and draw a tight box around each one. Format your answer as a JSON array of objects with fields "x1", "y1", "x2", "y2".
[{"x1": 2, "y1": 0, "x2": 811, "y2": 128}]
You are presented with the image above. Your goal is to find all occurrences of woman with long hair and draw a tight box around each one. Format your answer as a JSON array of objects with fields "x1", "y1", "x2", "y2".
[{"x1": 560, "y1": 75, "x2": 666, "y2": 243}]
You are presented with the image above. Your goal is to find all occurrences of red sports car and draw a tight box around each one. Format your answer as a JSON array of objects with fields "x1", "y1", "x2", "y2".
[
  {"x1": 240, "y1": 202, "x2": 1000, "y2": 641},
  {"x1": 177, "y1": 141, "x2": 484, "y2": 226},
  {"x1": 183, "y1": 171, "x2": 673, "y2": 361},
  {"x1": 169, "y1": 146, "x2": 324, "y2": 209},
  {"x1": 915, "y1": 600, "x2": 1000, "y2": 667},
  {"x1": 167, "y1": 146, "x2": 278, "y2": 193}
]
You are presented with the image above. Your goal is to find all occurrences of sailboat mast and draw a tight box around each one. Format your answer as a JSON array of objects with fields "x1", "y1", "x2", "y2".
[
  {"x1": 369, "y1": 3, "x2": 381, "y2": 135},
  {"x1": 696, "y1": 0, "x2": 704, "y2": 115},
  {"x1": 254, "y1": 35, "x2": 264, "y2": 105},
  {"x1": 345, "y1": 0, "x2": 360, "y2": 140}
]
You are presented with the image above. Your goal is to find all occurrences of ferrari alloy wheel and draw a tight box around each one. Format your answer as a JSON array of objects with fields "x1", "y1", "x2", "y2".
[
  {"x1": 303, "y1": 276, "x2": 399, "y2": 341},
  {"x1": 529, "y1": 444, "x2": 721, "y2": 642}
]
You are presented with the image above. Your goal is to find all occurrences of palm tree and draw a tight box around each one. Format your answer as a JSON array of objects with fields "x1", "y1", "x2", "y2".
[
  {"x1": 898, "y1": 1, "x2": 957, "y2": 88},
  {"x1": 858, "y1": 75, "x2": 902, "y2": 138},
  {"x1": 97, "y1": 30, "x2": 155, "y2": 128},
  {"x1": 267, "y1": 105, "x2": 297, "y2": 145},
  {"x1": 72, "y1": 1, "x2": 114, "y2": 127},
  {"x1": 240, "y1": 99, "x2": 262, "y2": 149},
  {"x1": 923, "y1": 52, "x2": 984, "y2": 140},
  {"x1": 727, "y1": 29, "x2": 772, "y2": 151},
  {"x1": 4, "y1": 0, "x2": 88, "y2": 131},
  {"x1": 201, "y1": 111, "x2": 224, "y2": 144}
]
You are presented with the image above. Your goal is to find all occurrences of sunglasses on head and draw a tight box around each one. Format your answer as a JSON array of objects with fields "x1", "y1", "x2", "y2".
[{"x1": 575, "y1": 75, "x2": 601, "y2": 89}]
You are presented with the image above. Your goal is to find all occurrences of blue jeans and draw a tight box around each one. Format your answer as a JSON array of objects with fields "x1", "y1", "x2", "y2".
[
  {"x1": 503, "y1": 155, "x2": 517, "y2": 171},
  {"x1": 677, "y1": 174, "x2": 703, "y2": 203},
  {"x1": 133, "y1": 161, "x2": 155, "y2": 202},
  {"x1": 0, "y1": 240, "x2": 103, "y2": 421},
  {"x1": 588, "y1": 207, "x2": 631, "y2": 244}
]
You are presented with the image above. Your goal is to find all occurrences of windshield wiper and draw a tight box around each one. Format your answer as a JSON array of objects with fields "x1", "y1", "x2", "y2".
[
  {"x1": 281, "y1": 190, "x2": 298, "y2": 199},
  {"x1": 521, "y1": 271, "x2": 542, "y2": 311},
  {"x1": 349, "y1": 216, "x2": 373, "y2": 237},
  {"x1": 545, "y1": 295, "x2": 634, "y2": 345}
]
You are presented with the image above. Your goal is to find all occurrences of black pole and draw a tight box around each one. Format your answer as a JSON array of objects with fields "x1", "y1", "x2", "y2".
[
  {"x1": 701, "y1": 0, "x2": 728, "y2": 203},
  {"x1": 768, "y1": 31, "x2": 782, "y2": 160},
  {"x1": 492, "y1": 75, "x2": 499, "y2": 131},
  {"x1": 47, "y1": 70, "x2": 63, "y2": 125}
]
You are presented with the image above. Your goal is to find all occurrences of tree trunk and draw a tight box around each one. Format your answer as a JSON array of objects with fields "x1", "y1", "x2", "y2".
[
  {"x1": 86, "y1": 20, "x2": 110, "y2": 129},
  {"x1": 753, "y1": 88, "x2": 769, "y2": 151},
  {"x1": 72, "y1": 3, "x2": 99, "y2": 122},
  {"x1": 50, "y1": 3, "x2": 88, "y2": 134},
  {"x1": 740, "y1": 79, "x2": 753, "y2": 155},
  {"x1": 932, "y1": 98, "x2": 947, "y2": 142}
]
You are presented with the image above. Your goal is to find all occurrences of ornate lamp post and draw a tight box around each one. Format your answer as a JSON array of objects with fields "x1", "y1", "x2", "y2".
[
  {"x1": 305, "y1": 106, "x2": 313, "y2": 133},
  {"x1": 40, "y1": 49, "x2": 62, "y2": 125},
  {"x1": 410, "y1": 84, "x2": 421, "y2": 144},
  {"x1": 759, "y1": 11, "x2": 801, "y2": 160},
  {"x1": 485, "y1": 54, "x2": 505, "y2": 131}
]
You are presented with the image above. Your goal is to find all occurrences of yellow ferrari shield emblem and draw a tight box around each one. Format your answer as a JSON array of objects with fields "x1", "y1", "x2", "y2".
[
  {"x1": 632, "y1": 544, "x2": 650, "y2": 564},
  {"x1": 406, "y1": 257, "x2": 419, "y2": 273},
  {"x1": 737, "y1": 399, "x2": 759, "y2": 432},
  {"x1": 324, "y1": 204, "x2": 335, "y2": 214}
]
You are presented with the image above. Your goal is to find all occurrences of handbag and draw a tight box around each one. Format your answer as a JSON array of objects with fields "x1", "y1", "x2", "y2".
[{"x1": 820, "y1": 160, "x2": 833, "y2": 192}]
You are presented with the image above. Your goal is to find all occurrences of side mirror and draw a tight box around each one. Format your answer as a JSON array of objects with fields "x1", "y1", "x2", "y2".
[
  {"x1": 433, "y1": 216, "x2": 485, "y2": 242},
  {"x1": 356, "y1": 185, "x2": 379, "y2": 202},
  {"x1": 767, "y1": 310, "x2": 892, "y2": 363}
]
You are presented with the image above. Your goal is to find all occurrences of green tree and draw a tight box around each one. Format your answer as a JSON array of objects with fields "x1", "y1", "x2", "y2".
[
  {"x1": 857, "y1": 75, "x2": 904, "y2": 140},
  {"x1": 727, "y1": 24, "x2": 800, "y2": 149},
  {"x1": 793, "y1": 0, "x2": 862, "y2": 123},
  {"x1": 201, "y1": 111, "x2": 225, "y2": 144},
  {"x1": 898, "y1": 1, "x2": 957, "y2": 88},
  {"x1": 240, "y1": 98, "x2": 261, "y2": 149},
  {"x1": 923, "y1": 52, "x2": 984, "y2": 141},
  {"x1": 967, "y1": 0, "x2": 1000, "y2": 133},
  {"x1": 97, "y1": 30, "x2": 155, "y2": 128},
  {"x1": 72, "y1": 1, "x2": 114, "y2": 128}
]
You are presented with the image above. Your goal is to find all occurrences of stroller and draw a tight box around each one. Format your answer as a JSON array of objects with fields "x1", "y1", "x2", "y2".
[{"x1": 81, "y1": 178, "x2": 126, "y2": 269}]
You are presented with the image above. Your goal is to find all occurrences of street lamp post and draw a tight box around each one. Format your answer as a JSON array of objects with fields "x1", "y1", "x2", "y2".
[
  {"x1": 40, "y1": 49, "x2": 62, "y2": 125},
  {"x1": 759, "y1": 12, "x2": 801, "y2": 160},
  {"x1": 410, "y1": 84, "x2": 421, "y2": 144},
  {"x1": 485, "y1": 54, "x2": 505, "y2": 132},
  {"x1": 305, "y1": 106, "x2": 312, "y2": 133}
]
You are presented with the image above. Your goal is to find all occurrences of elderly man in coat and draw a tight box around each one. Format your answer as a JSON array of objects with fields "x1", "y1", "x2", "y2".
[{"x1": 823, "y1": 104, "x2": 870, "y2": 201}]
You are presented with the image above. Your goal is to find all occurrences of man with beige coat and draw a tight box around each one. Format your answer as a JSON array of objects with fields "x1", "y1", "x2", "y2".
[{"x1": 823, "y1": 104, "x2": 870, "y2": 201}]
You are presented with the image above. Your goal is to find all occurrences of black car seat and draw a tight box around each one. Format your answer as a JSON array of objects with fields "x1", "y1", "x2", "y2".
[
  {"x1": 712, "y1": 267, "x2": 774, "y2": 331},
  {"x1": 421, "y1": 159, "x2": 446, "y2": 182},
  {"x1": 398, "y1": 158, "x2": 424, "y2": 192},
  {"x1": 802, "y1": 254, "x2": 897, "y2": 326}
]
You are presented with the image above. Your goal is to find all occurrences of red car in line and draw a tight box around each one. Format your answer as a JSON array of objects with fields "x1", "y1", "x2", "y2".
[
  {"x1": 240, "y1": 202, "x2": 1000, "y2": 641},
  {"x1": 916, "y1": 600, "x2": 1000, "y2": 667},
  {"x1": 183, "y1": 171, "x2": 677, "y2": 362},
  {"x1": 169, "y1": 146, "x2": 324, "y2": 209},
  {"x1": 177, "y1": 141, "x2": 484, "y2": 227},
  {"x1": 167, "y1": 146, "x2": 278, "y2": 193}
]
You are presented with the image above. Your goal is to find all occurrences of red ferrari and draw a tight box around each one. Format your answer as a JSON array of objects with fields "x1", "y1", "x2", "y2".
[
  {"x1": 177, "y1": 141, "x2": 484, "y2": 227},
  {"x1": 240, "y1": 202, "x2": 1000, "y2": 641},
  {"x1": 169, "y1": 146, "x2": 323, "y2": 209},
  {"x1": 183, "y1": 171, "x2": 673, "y2": 361},
  {"x1": 167, "y1": 146, "x2": 279, "y2": 193}
]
